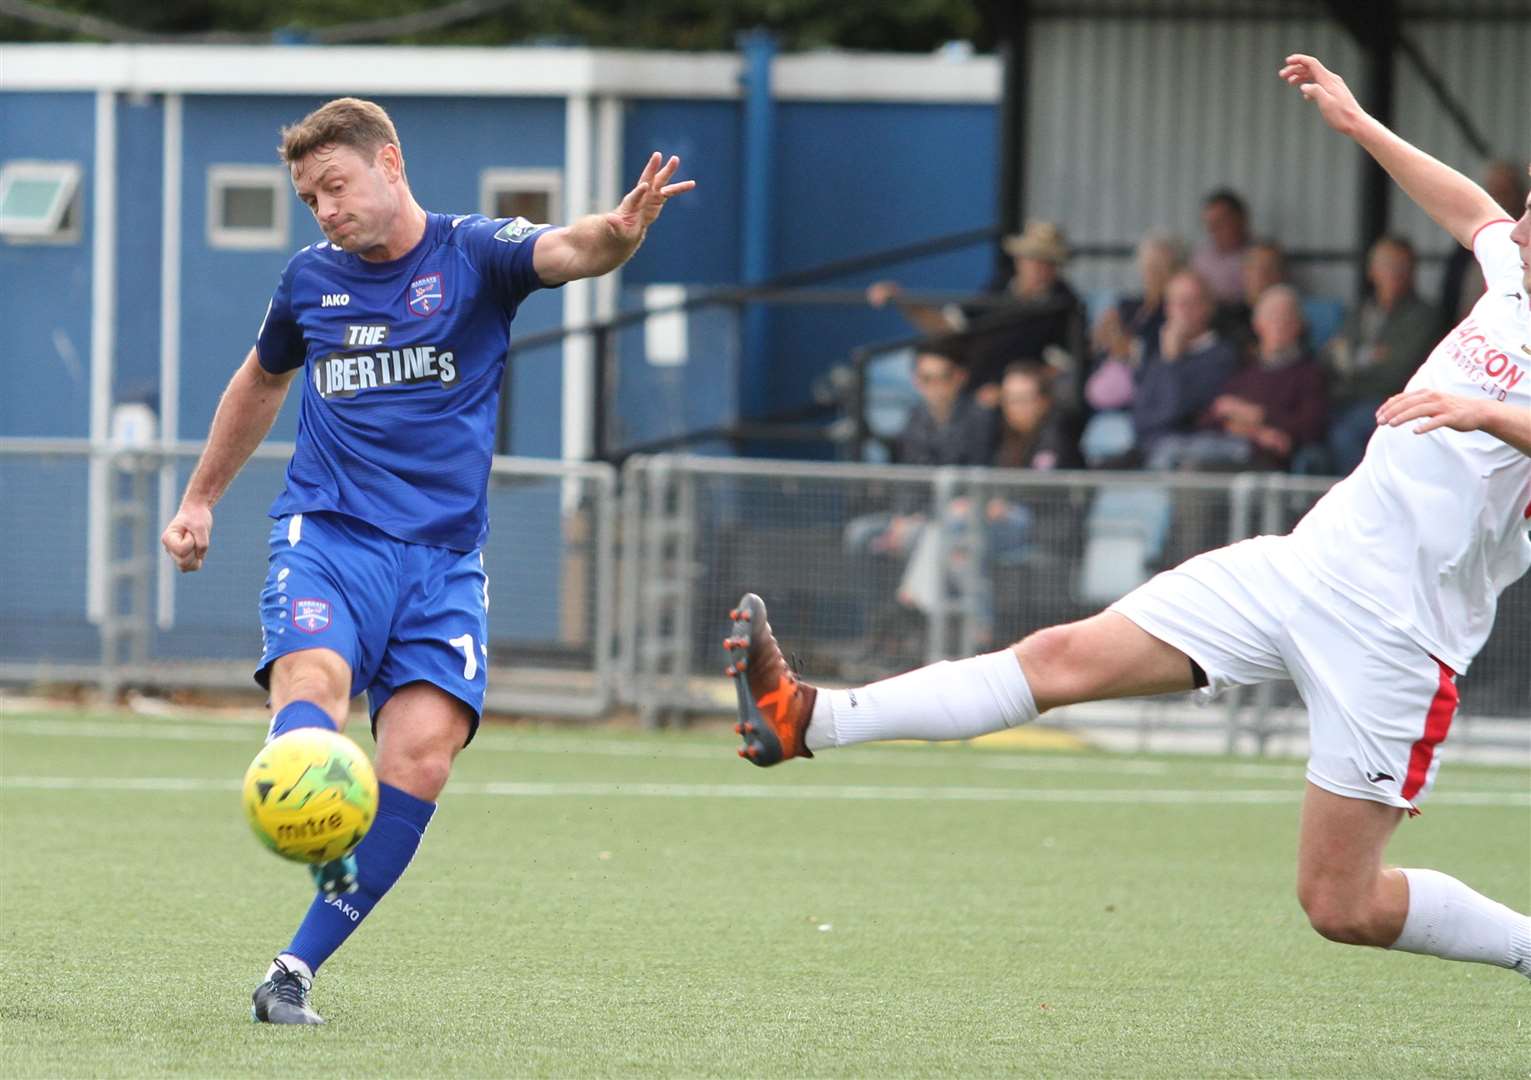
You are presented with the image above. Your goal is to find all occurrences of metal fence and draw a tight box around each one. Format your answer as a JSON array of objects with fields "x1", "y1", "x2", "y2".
[
  {"x1": 618, "y1": 455, "x2": 1531, "y2": 753},
  {"x1": 2, "y1": 443, "x2": 1527, "y2": 755},
  {"x1": 0, "y1": 440, "x2": 618, "y2": 717}
]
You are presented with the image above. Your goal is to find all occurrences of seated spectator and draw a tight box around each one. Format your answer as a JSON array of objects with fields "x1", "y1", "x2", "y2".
[
  {"x1": 1324, "y1": 234, "x2": 1440, "y2": 475},
  {"x1": 1215, "y1": 238, "x2": 1289, "y2": 350},
  {"x1": 1190, "y1": 188, "x2": 1252, "y2": 305},
  {"x1": 1440, "y1": 161, "x2": 1526, "y2": 329},
  {"x1": 1131, "y1": 270, "x2": 1241, "y2": 464},
  {"x1": 868, "y1": 220, "x2": 1085, "y2": 408},
  {"x1": 1150, "y1": 286, "x2": 1327, "y2": 471},
  {"x1": 992, "y1": 362, "x2": 1085, "y2": 472},
  {"x1": 898, "y1": 364, "x2": 1080, "y2": 645},
  {"x1": 1088, "y1": 230, "x2": 1184, "y2": 409},
  {"x1": 843, "y1": 341, "x2": 994, "y2": 559}
]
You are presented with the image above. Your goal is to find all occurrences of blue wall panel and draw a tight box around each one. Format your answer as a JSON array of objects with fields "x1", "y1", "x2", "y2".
[
  {"x1": 0, "y1": 92, "x2": 96, "y2": 438},
  {"x1": 620, "y1": 100, "x2": 743, "y2": 287},
  {"x1": 764, "y1": 102, "x2": 998, "y2": 425},
  {"x1": 114, "y1": 95, "x2": 164, "y2": 412},
  {"x1": 611, "y1": 101, "x2": 743, "y2": 452}
]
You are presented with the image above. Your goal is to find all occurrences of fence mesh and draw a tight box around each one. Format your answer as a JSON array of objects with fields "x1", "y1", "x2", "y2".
[{"x1": 2, "y1": 443, "x2": 1526, "y2": 741}]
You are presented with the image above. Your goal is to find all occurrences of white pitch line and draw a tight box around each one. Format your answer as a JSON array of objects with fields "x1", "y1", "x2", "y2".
[
  {"x1": 0, "y1": 719, "x2": 1170, "y2": 774},
  {"x1": 2, "y1": 775, "x2": 1527, "y2": 808},
  {"x1": 4, "y1": 720, "x2": 1528, "y2": 789}
]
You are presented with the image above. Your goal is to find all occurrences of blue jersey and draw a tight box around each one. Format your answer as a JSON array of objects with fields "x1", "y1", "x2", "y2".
[{"x1": 256, "y1": 212, "x2": 556, "y2": 551}]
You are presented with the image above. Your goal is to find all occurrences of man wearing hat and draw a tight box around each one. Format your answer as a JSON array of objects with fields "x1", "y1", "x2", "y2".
[{"x1": 868, "y1": 220, "x2": 1086, "y2": 409}]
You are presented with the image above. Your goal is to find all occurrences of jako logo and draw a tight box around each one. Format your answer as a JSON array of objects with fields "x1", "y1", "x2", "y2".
[
  {"x1": 325, "y1": 895, "x2": 361, "y2": 922},
  {"x1": 321, "y1": 293, "x2": 350, "y2": 308}
]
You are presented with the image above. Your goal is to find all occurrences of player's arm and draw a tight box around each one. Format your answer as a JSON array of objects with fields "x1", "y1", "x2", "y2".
[
  {"x1": 161, "y1": 348, "x2": 298, "y2": 572},
  {"x1": 533, "y1": 151, "x2": 695, "y2": 285},
  {"x1": 1376, "y1": 389, "x2": 1531, "y2": 457},
  {"x1": 1279, "y1": 54, "x2": 1504, "y2": 247}
]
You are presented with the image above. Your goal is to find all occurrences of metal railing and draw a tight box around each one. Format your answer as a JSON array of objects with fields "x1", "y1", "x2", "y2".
[
  {"x1": 0, "y1": 439, "x2": 619, "y2": 717},
  {"x1": 616, "y1": 454, "x2": 1531, "y2": 753},
  {"x1": 2, "y1": 442, "x2": 1527, "y2": 757}
]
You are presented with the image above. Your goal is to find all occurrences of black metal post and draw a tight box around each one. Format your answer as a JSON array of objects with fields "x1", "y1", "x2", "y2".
[{"x1": 992, "y1": 0, "x2": 1030, "y2": 282}]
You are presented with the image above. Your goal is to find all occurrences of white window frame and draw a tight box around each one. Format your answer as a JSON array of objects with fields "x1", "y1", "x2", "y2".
[
  {"x1": 207, "y1": 164, "x2": 289, "y2": 251},
  {"x1": 479, "y1": 168, "x2": 563, "y2": 226},
  {"x1": 0, "y1": 160, "x2": 83, "y2": 243}
]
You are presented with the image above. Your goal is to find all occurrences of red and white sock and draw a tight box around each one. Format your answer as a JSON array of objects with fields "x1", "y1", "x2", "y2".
[
  {"x1": 804, "y1": 649, "x2": 1038, "y2": 751},
  {"x1": 1391, "y1": 867, "x2": 1531, "y2": 977}
]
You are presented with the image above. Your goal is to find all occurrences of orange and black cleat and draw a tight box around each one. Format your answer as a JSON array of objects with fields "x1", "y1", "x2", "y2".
[{"x1": 725, "y1": 593, "x2": 817, "y2": 766}]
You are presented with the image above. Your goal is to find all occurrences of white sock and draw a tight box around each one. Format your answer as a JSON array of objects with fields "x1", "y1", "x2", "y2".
[
  {"x1": 1391, "y1": 868, "x2": 1531, "y2": 976},
  {"x1": 267, "y1": 953, "x2": 313, "y2": 982},
  {"x1": 805, "y1": 649, "x2": 1038, "y2": 750}
]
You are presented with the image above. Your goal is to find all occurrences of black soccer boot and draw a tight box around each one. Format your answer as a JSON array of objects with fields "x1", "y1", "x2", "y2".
[{"x1": 251, "y1": 957, "x2": 324, "y2": 1025}]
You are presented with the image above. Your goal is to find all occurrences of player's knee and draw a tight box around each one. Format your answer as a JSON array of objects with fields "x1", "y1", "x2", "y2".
[
  {"x1": 1012, "y1": 624, "x2": 1078, "y2": 709},
  {"x1": 270, "y1": 652, "x2": 350, "y2": 722},
  {"x1": 1298, "y1": 885, "x2": 1386, "y2": 946},
  {"x1": 376, "y1": 749, "x2": 454, "y2": 802}
]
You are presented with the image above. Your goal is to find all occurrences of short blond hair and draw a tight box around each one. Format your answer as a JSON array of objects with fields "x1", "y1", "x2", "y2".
[{"x1": 279, "y1": 97, "x2": 401, "y2": 167}]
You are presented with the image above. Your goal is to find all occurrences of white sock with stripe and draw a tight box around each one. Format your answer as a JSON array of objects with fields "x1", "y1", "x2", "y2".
[
  {"x1": 804, "y1": 649, "x2": 1038, "y2": 750},
  {"x1": 1390, "y1": 868, "x2": 1531, "y2": 977}
]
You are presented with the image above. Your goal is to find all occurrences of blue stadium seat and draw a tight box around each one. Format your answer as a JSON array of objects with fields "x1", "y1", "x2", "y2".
[
  {"x1": 1078, "y1": 484, "x2": 1173, "y2": 603},
  {"x1": 1302, "y1": 296, "x2": 1346, "y2": 350}
]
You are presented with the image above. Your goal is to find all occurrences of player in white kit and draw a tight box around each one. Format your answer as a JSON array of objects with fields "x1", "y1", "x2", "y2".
[{"x1": 726, "y1": 54, "x2": 1531, "y2": 979}]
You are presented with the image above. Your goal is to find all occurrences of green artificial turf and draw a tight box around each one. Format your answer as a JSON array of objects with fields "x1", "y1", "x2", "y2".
[{"x1": 1, "y1": 710, "x2": 1526, "y2": 1077}]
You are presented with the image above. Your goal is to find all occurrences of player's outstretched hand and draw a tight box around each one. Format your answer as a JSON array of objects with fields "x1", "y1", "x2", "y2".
[
  {"x1": 1279, "y1": 54, "x2": 1365, "y2": 135},
  {"x1": 161, "y1": 503, "x2": 212, "y2": 573},
  {"x1": 606, "y1": 151, "x2": 696, "y2": 241},
  {"x1": 1376, "y1": 388, "x2": 1486, "y2": 435}
]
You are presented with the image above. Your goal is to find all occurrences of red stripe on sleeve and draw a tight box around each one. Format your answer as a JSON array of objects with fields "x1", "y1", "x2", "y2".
[
  {"x1": 1400, "y1": 659, "x2": 1459, "y2": 805},
  {"x1": 1470, "y1": 218, "x2": 1516, "y2": 247}
]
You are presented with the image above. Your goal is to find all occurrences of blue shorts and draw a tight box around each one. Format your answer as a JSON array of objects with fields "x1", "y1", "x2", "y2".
[{"x1": 255, "y1": 511, "x2": 487, "y2": 743}]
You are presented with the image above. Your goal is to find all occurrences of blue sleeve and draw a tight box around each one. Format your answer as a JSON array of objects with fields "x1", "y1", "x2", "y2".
[
  {"x1": 256, "y1": 262, "x2": 306, "y2": 374},
  {"x1": 459, "y1": 215, "x2": 562, "y2": 311}
]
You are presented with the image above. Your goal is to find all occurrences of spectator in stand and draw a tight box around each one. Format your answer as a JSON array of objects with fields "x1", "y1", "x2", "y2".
[
  {"x1": 1131, "y1": 269, "x2": 1241, "y2": 464},
  {"x1": 868, "y1": 220, "x2": 1085, "y2": 408},
  {"x1": 1089, "y1": 230, "x2": 1185, "y2": 404},
  {"x1": 1150, "y1": 285, "x2": 1327, "y2": 471},
  {"x1": 1191, "y1": 189, "x2": 1252, "y2": 305},
  {"x1": 1215, "y1": 238, "x2": 1290, "y2": 350},
  {"x1": 992, "y1": 362, "x2": 1085, "y2": 472},
  {"x1": 1439, "y1": 160, "x2": 1527, "y2": 329},
  {"x1": 1324, "y1": 234, "x2": 1440, "y2": 475},
  {"x1": 899, "y1": 363, "x2": 1081, "y2": 645},
  {"x1": 844, "y1": 341, "x2": 994, "y2": 561}
]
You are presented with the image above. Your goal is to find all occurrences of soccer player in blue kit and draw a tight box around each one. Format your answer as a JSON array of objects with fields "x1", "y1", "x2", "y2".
[{"x1": 160, "y1": 98, "x2": 693, "y2": 1024}]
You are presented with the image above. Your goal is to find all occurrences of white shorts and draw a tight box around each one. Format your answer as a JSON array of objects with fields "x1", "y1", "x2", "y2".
[{"x1": 1110, "y1": 535, "x2": 1460, "y2": 812}]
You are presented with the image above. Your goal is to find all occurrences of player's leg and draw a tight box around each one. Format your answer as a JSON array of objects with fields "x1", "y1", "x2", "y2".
[
  {"x1": 1286, "y1": 586, "x2": 1531, "y2": 976},
  {"x1": 279, "y1": 684, "x2": 470, "y2": 978},
  {"x1": 728, "y1": 536, "x2": 1292, "y2": 764},
  {"x1": 268, "y1": 647, "x2": 351, "y2": 730},
  {"x1": 251, "y1": 513, "x2": 396, "y2": 1023},
  {"x1": 1295, "y1": 783, "x2": 1409, "y2": 946},
  {"x1": 272, "y1": 542, "x2": 488, "y2": 997},
  {"x1": 1296, "y1": 783, "x2": 1531, "y2": 975}
]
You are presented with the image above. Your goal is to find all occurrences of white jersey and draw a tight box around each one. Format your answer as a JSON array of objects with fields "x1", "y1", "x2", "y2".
[{"x1": 1289, "y1": 219, "x2": 1531, "y2": 674}]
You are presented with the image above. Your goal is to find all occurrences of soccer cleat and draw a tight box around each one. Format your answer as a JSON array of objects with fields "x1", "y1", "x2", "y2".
[
  {"x1": 251, "y1": 957, "x2": 324, "y2": 1025},
  {"x1": 309, "y1": 852, "x2": 359, "y2": 900},
  {"x1": 725, "y1": 593, "x2": 817, "y2": 766}
]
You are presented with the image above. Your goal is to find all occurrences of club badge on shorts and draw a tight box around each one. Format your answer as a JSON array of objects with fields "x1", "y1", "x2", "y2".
[
  {"x1": 292, "y1": 598, "x2": 332, "y2": 634},
  {"x1": 407, "y1": 272, "x2": 444, "y2": 318}
]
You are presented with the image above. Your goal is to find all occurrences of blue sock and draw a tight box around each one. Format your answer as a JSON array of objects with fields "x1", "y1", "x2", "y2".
[
  {"x1": 268, "y1": 699, "x2": 337, "y2": 739},
  {"x1": 285, "y1": 782, "x2": 435, "y2": 973}
]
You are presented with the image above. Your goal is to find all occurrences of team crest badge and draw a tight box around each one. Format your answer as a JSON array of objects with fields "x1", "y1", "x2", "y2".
[
  {"x1": 292, "y1": 598, "x2": 332, "y2": 634},
  {"x1": 407, "y1": 272, "x2": 444, "y2": 318},
  {"x1": 493, "y1": 217, "x2": 543, "y2": 244}
]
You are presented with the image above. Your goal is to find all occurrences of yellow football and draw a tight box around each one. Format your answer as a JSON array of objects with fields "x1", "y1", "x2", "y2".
[{"x1": 241, "y1": 727, "x2": 378, "y2": 864}]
